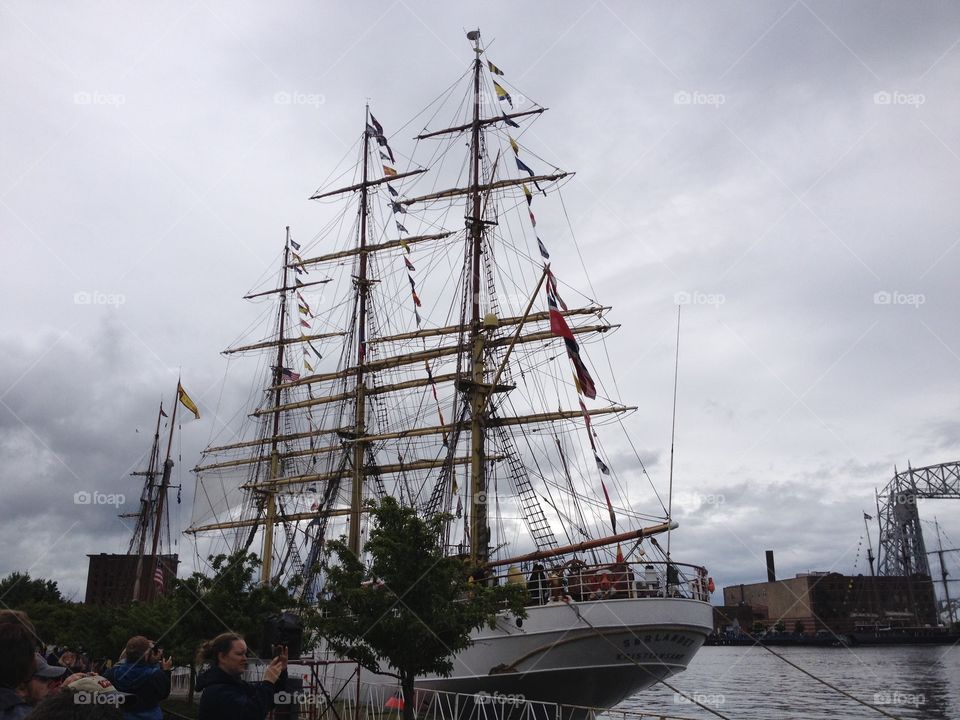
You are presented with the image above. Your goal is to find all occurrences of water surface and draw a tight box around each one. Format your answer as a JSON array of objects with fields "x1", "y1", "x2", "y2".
[{"x1": 616, "y1": 644, "x2": 960, "y2": 719}]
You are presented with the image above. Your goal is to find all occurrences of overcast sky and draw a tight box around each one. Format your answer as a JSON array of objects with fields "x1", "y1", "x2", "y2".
[{"x1": 1, "y1": 1, "x2": 958, "y2": 604}]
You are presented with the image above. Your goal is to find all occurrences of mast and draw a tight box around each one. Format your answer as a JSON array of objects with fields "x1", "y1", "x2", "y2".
[
  {"x1": 934, "y1": 517, "x2": 955, "y2": 626},
  {"x1": 665, "y1": 306, "x2": 681, "y2": 565},
  {"x1": 466, "y1": 29, "x2": 489, "y2": 565},
  {"x1": 864, "y1": 511, "x2": 876, "y2": 576},
  {"x1": 261, "y1": 228, "x2": 291, "y2": 584},
  {"x1": 131, "y1": 401, "x2": 165, "y2": 601},
  {"x1": 348, "y1": 108, "x2": 372, "y2": 556},
  {"x1": 149, "y1": 380, "x2": 180, "y2": 598}
]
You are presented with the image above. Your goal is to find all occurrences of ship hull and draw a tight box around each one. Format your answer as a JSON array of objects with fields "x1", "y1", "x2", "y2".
[{"x1": 319, "y1": 596, "x2": 712, "y2": 711}]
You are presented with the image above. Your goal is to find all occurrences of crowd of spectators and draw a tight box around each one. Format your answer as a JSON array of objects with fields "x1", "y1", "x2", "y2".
[{"x1": 0, "y1": 610, "x2": 287, "y2": 720}]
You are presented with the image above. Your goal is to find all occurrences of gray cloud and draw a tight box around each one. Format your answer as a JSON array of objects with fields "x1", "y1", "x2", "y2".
[{"x1": 2, "y1": 1, "x2": 959, "y2": 600}]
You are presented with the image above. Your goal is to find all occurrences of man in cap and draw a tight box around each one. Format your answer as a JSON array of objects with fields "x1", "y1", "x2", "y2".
[{"x1": 20, "y1": 654, "x2": 67, "y2": 708}]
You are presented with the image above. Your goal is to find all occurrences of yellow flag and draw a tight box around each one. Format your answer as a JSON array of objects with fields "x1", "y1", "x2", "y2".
[
  {"x1": 509, "y1": 135, "x2": 519, "y2": 155},
  {"x1": 493, "y1": 81, "x2": 513, "y2": 108},
  {"x1": 399, "y1": 238, "x2": 410, "y2": 253},
  {"x1": 487, "y1": 59, "x2": 504, "y2": 76},
  {"x1": 304, "y1": 358, "x2": 314, "y2": 372},
  {"x1": 383, "y1": 165, "x2": 397, "y2": 177},
  {"x1": 178, "y1": 383, "x2": 200, "y2": 420}
]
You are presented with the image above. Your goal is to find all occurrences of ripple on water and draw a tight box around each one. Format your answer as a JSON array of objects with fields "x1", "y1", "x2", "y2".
[{"x1": 614, "y1": 645, "x2": 960, "y2": 719}]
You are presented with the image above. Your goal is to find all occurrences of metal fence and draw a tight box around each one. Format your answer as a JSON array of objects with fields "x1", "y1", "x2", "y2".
[{"x1": 273, "y1": 677, "x2": 696, "y2": 720}]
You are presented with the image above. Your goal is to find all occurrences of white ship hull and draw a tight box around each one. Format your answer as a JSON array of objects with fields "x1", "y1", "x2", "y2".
[{"x1": 317, "y1": 596, "x2": 712, "y2": 712}]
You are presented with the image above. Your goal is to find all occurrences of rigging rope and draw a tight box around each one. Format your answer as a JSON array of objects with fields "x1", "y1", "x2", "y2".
[
  {"x1": 754, "y1": 641, "x2": 906, "y2": 719},
  {"x1": 570, "y1": 601, "x2": 908, "y2": 720}
]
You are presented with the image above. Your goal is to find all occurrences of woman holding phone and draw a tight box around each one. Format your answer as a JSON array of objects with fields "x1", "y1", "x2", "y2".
[{"x1": 195, "y1": 633, "x2": 287, "y2": 720}]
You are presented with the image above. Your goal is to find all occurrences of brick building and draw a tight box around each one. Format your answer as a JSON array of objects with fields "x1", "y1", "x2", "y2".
[
  {"x1": 85, "y1": 554, "x2": 178, "y2": 604},
  {"x1": 723, "y1": 572, "x2": 938, "y2": 634}
]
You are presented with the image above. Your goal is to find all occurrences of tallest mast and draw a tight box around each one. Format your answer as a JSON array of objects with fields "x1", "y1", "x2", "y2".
[
  {"x1": 261, "y1": 228, "x2": 290, "y2": 585},
  {"x1": 348, "y1": 107, "x2": 372, "y2": 557},
  {"x1": 466, "y1": 29, "x2": 490, "y2": 565}
]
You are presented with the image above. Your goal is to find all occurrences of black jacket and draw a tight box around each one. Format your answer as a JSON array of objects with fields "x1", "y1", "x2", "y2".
[{"x1": 196, "y1": 665, "x2": 285, "y2": 720}]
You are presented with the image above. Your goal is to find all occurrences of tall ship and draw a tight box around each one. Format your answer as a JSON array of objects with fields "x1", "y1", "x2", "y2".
[{"x1": 187, "y1": 30, "x2": 713, "y2": 711}]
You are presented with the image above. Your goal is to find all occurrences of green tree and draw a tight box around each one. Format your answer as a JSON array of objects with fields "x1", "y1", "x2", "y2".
[
  {"x1": 774, "y1": 620, "x2": 786, "y2": 634},
  {"x1": 0, "y1": 572, "x2": 78, "y2": 654},
  {"x1": 0, "y1": 572, "x2": 63, "y2": 606},
  {"x1": 793, "y1": 620, "x2": 805, "y2": 635},
  {"x1": 316, "y1": 497, "x2": 527, "y2": 720}
]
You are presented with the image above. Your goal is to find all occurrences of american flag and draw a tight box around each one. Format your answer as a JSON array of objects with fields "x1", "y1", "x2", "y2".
[
  {"x1": 153, "y1": 562, "x2": 165, "y2": 594},
  {"x1": 281, "y1": 368, "x2": 301, "y2": 383}
]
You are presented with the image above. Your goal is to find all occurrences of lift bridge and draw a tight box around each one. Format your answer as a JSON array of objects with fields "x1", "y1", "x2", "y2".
[
  {"x1": 873, "y1": 460, "x2": 960, "y2": 625},
  {"x1": 876, "y1": 460, "x2": 960, "y2": 577}
]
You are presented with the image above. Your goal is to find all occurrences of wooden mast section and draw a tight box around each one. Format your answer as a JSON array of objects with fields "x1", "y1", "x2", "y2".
[
  {"x1": 148, "y1": 380, "x2": 180, "y2": 599},
  {"x1": 485, "y1": 521, "x2": 678, "y2": 569},
  {"x1": 260, "y1": 228, "x2": 291, "y2": 585},
  {"x1": 131, "y1": 402, "x2": 165, "y2": 601},
  {"x1": 349, "y1": 107, "x2": 373, "y2": 557},
  {"x1": 467, "y1": 29, "x2": 489, "y2": 565}
]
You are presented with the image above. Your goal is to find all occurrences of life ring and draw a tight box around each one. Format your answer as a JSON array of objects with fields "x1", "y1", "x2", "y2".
[
  {"x1": 595, "y1": 572, "x2": 613, "y2": 598},
  {"x1": 707, "y1": 577, "x2": 716, "y2": 593}
]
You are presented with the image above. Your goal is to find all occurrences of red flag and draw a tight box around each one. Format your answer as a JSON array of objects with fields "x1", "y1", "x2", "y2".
[
  {"x1": 616, "y1": 544, "x2": 625, "y2": 563},
  {"x1": 547, "y1": 293, "x2": 574, "y2": 340}
]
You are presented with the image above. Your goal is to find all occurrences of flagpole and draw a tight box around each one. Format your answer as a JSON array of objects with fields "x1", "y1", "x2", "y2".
[
  {"x1": 148, "y1": 377, "x2": 180, "y2": 598},
  {"x1": 665, "y1": 305, "x2": 681, "y2": 593},
  {"x1": 864, "y1": 512, "x2": 876, "y2": 577}
]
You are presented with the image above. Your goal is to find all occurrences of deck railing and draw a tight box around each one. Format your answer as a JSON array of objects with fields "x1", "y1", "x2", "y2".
[{"x1": 483, "y1": 560, "x2": 712, "y2": 605}]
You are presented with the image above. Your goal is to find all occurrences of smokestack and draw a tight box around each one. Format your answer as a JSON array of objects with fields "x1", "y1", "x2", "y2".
[{"x1": 766, "y1": 550, "x2": 776, "y2": 583}]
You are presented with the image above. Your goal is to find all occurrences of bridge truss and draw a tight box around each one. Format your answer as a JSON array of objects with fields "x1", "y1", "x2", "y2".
[{"x1": 876, "y1": 460, "x2": 960, "y2": 577}]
